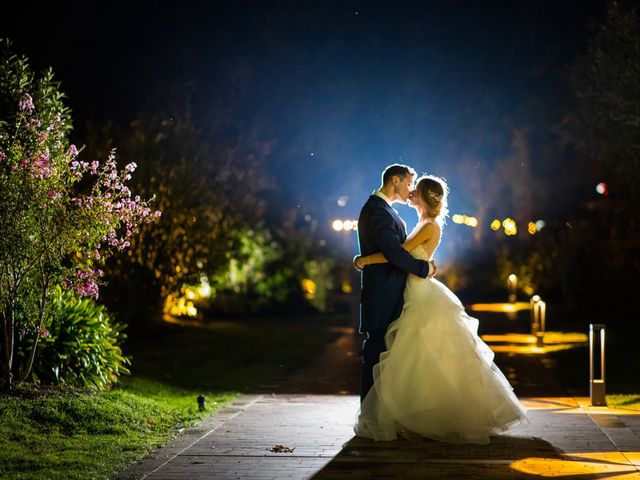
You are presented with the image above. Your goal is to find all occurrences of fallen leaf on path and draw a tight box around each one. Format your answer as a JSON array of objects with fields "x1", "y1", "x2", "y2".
[{"x1": 269, "y1": 444, "x2": 295, "y2": 453}]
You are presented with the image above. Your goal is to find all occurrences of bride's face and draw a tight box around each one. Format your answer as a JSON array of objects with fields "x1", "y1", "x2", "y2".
[{"x1": 408, "y1": 189, "x2": 421, "y2": 209}]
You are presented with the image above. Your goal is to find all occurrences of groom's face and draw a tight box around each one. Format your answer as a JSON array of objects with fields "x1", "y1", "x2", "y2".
[{"x1": 395, "y1": 174, "x2": 416, "y2": 203}]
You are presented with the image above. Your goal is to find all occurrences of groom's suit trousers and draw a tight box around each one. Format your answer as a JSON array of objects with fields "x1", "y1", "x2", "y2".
[{"x1": 361, "y1": 329, "x2": 386, "y2": 402}]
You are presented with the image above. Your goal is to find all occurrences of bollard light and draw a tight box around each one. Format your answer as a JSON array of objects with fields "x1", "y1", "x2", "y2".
[
  {"x1": 530, "y1": 295, "x2": 541, "y2": 335},
  {"x1": 508, "y1": 274, "x2": 517, "y2": 304},
  {"x1": 530, "y1": 297, "x2": 546, "y2": 346},
  {"x1": 197, "y1": 394, "x2": 206, "y2": 411},
  {"x1": 536, "y1": 301, "x2": 546, "y2": 347},
  {"x1": 589, "y1": 324, "x2": 606, "y2": 406}
]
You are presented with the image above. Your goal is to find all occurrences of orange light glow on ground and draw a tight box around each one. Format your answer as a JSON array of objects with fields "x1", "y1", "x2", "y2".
[
  {"x1": 519, "y1": 397, "x2": 640, "y2": 416},
  {"x1": 510, "y1": 453, "x2": 640, "y2": 477},
  {"x1": 510, "y1": 397, "x2": 640, "y2": 476},
  {"x1": 481, "y1": 332, "x2": 588, "y2": 354},
  {"x1": 488, "y1": 344, "x2": 582, "y2": 354},
  {"x1": 482, "y1": 332, "x2": 588, "y2": 344},
  {"x1": 470, "y1": 302, "x2": 532, "y2": 312}
]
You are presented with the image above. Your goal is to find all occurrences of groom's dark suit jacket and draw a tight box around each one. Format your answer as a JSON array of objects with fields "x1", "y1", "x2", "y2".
[{"x1": 357, "y1": 195, "x2": 430, "y2": 334}]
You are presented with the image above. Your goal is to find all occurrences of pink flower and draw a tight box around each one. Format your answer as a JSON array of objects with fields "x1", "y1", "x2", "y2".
[
  {"x1": 69, "y1": 144, "x2": 79, "y2": 156},
  {"x1": 73, "y1": 269, "x2": 100, "y2": 299},
  {"x1": 47, "y1": 190, "x2": 61, "y2": 200},
  {"x1": 31, "y1": 154, "x2": 51, "y2": 179},
  {"x1": 19, "y1": 93, "x2": 34, "y2": 112},
  {"x1": 0, "y1": 151, "x2": 6, "y2": 162},
  {"x1": 125, "y1": 162, "x2": 137, "y2": 173},
  {"x1": 37, "y1": 328, "x2": 50, "y2": 338}
]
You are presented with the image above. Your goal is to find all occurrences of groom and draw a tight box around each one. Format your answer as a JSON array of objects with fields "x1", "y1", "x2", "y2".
[{"x1": 354, "y1": 164, "x2": 435, "y2": 402}]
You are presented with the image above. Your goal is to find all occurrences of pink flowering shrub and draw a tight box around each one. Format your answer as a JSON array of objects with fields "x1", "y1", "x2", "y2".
[{"x1": 0, "y1": 40, "x2": 159, "y2": 389}]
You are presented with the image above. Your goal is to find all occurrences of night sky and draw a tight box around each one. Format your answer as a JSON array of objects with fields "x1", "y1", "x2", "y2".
[{"x1": 3, "y1": 0, "x2": 605, "y2": 259}]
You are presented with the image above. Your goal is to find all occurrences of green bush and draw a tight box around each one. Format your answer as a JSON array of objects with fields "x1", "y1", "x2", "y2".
[{"x1": 27, "y1": 287, "x2": 130, "y2": 390}]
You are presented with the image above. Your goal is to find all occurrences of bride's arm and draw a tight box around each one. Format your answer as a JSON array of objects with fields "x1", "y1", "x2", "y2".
[{"x1": 356, "y1": 223, "x2": 436, "y2": 268}]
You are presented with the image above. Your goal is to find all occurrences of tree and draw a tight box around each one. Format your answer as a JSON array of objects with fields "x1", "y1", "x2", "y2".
[
  {"x1": 568, "y1": 2, "x2": 640, "y2": 199},
  {"x1": 562, "y1": 2, "x2": 640, "y2": 315},
  {"x1": 85, "y1": 116, "x2": 274, "y2": 324},
  {"x1": 0, "y1": 40, "x2": 157, "y2": 389}
]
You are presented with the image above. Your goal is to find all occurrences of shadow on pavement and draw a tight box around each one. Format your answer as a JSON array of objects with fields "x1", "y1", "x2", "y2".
[{"x1": 311, "y1": 435, "x2": 632, "y2": 479}]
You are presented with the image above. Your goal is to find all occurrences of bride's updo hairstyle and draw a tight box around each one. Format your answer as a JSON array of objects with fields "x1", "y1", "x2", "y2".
[{"x1": 415, "y1": 174, "x2": 449, "y2": 226}]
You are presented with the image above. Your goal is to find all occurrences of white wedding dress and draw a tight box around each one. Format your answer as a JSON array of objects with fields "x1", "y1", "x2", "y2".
[{"x1": 356, "y1": 226, "x2": 528, "y2": 444}]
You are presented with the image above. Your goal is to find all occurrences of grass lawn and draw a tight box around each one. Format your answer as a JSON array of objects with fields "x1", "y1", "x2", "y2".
[
  {"x1": 0, "y1": 314, "x2": 350, "y2": 480},
  {"x1": 606, "y1": 394, "x2": 640, "y2": 411}
]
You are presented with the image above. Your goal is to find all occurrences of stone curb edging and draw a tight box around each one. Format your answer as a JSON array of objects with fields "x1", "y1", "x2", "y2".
[{"x1": 114, "y1": 394, "x2": 263, "y2": 480}]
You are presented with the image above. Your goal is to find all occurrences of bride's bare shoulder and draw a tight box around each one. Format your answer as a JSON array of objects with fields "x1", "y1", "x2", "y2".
[{"x1": 414, "y1": 220, "x2": 438, "y2": 241}]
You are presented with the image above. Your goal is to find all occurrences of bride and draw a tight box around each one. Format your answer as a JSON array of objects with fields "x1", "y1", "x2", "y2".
[{"x1": 354, "y1": 174, "x2": 528, "y2": 444}]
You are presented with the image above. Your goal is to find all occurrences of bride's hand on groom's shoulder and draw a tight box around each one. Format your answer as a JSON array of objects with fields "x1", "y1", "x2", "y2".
[{"x1": 353, "y1": 255, "x2": 365, "y2": 271}]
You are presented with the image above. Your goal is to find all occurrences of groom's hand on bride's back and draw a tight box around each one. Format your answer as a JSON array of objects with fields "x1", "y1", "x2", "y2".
[{"x1": 353, "y1": 255, "x2": 364, "y2": 271}]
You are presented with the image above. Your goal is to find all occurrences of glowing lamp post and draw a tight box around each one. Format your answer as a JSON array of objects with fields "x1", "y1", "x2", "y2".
[
  {"x1": 530, "y1": 299, "x2": 546, "y2": 347},
  {"x1": 507, "y1": 274, "x2": 517, "y2": 303},
  {"x1": 589, "y1": 324, "x2": 606, "y2": 406},
  {"x1": 530, "y1": 295, "x2": 540, "y2": 334}
]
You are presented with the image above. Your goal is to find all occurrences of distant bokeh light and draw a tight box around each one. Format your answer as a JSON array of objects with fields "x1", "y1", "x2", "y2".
[
  {"x1": 596, "y1": 182, "x2": 608, "y2": 196},
  {"x1": 451, "y1": 214, "x2": 477, "y2": 227},
  {"x1": 502, "y1": 218, "x2": 517, "y2": 236},
  {"x1": 301, "y1": 278, "x2": 317, "y2": 300},
  {"x1": 465, "y1": 216, "x2": 478, "y2": 227},
  {"x1": 332, "y1": 219, "x2": 358, "y2": 232}
]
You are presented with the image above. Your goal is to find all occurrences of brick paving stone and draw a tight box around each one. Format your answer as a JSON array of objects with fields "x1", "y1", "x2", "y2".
[
  {"x1": 115, "y1": 326, "x2": 640, "y2": 480},
  {"x1": 116, "y1": 394, "x2": 640, "y2": 479}
]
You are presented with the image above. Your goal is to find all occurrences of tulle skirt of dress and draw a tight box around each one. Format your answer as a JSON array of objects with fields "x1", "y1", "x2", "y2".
[{"x1": 356, "y1": 276, "x2": 528, "y2": 444}]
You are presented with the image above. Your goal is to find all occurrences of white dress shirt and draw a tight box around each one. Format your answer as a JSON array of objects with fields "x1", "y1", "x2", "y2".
[{"x1": 373, "y1": 190, "x2": 392, "y2": 206}]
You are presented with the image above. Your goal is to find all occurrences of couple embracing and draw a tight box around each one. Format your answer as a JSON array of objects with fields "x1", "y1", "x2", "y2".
[{"x1": 354, "y1": 164, "x2": 527, "y2": 444}]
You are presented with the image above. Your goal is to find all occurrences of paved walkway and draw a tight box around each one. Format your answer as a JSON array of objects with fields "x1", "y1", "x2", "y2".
[{"x1": 116, "y1": 326, "x2": 640, "y2": 479}]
